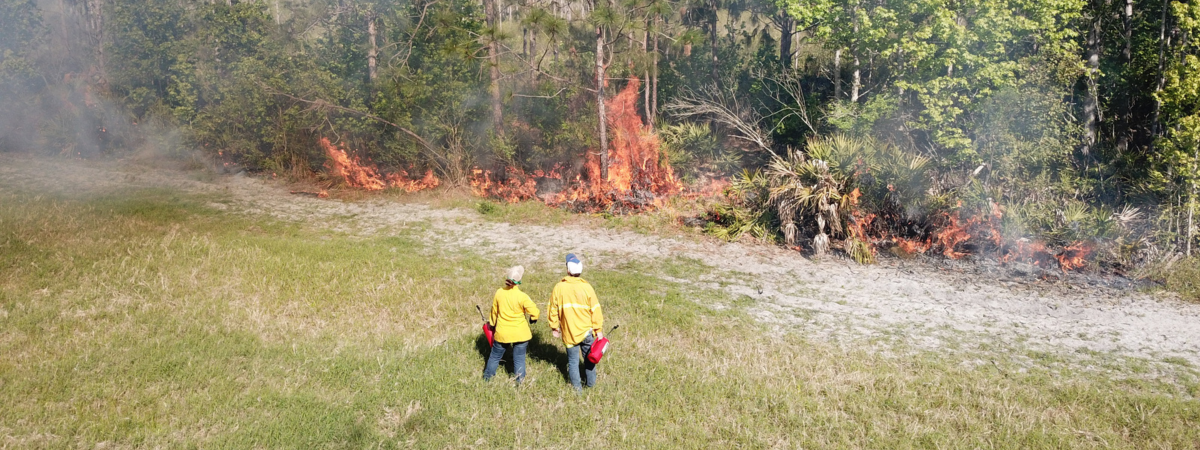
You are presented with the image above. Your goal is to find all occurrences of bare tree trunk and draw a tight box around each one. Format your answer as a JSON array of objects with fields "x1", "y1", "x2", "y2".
[
  {"x1": 1123, "y1": 0, "x2": 1133, "y2": 61},
  {"x1": 644, "y1": 25, "x2": 651, "y2": 127},
  {"x1": 367, "y1": 12, "x2": 378, "y2": 83},
  {"x1": 850, "y1": 3, "x2": 861, "y2": 103},
  {"x1": 651, "y1": 18, "x2": 658, "y2": 123},
  {"x1": 1153, "y1": 0, "x2": 1171, "y2": 138},
  {"x1": 1083, "y1": 15, "x2": 1101, "y2": 156},
  {"x1": 833, "y1": 48, "x2": 842, "y2": 99},
  {"x1": 531, "y1": 30, "x2": 538, "y2": 81},
  {"x1": 1115, "y1": 0, "x2": 1133, "y2": 152},
  {"x1": 1190, "y1": 146, "x2": 1198, "y2": 256},
  {"x1": 779, "y1": 14, "x2": 794, "y2": 67},
  {"x1": 85, "y1": 0, "x2": 105, "y2": 82},
  {"x1": 707, "y1": 0, "x2": 721, "y2": 88},
  {"x1": 597, "y1": 22, "x2": 609, "y2": 180},
  {"x1": 486, "y1": 0, "x2": 503, "y2": 135},
  {"x1": 851, "y1": 53, "x2": 861, "y2": 102}
]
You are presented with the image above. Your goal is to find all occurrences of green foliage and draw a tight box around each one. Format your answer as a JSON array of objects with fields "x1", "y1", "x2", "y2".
[
  {"x1": 659, "y1": 122, "x2": 736, "y2": 180},
  {"x1": 704, "y1": 169, "x2": 777, "y2": 242},
  {"x1": 0, "y1": 0, "x2": 1196, "y2": 289},
  {"x1": 0, "y1": 0, "x2": 41, "y2": 58},
  {"x1": 476, "y1": 200, "x2": 500, "y2": 215},
  {"x1": 1152, "y1": 0, "x2": 1200, "y2": 254},
  {"x1": 1159, "y1": 257, "x2": 1200, "y2": 302},
  {"x1": 766, "y1": 137, "x2": 856, "y2": 251},
  {"x1": 783, "y1": 0, "x2": 1083, "y2": 162},
  {"x1": 763, "y1": 134, "x2": 931, "y2": 255}
]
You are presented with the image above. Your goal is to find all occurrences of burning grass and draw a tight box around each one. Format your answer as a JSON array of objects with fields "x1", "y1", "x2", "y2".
[
  {"x1": 320, "y1": 138, "x2": 440, "y2": 192},
  {"x1": 1, "y1": 186, "x2": 1198, "y2": 448},
  {"x1": 844, "y1": 202, "x2": 1095, "y2": 272}
]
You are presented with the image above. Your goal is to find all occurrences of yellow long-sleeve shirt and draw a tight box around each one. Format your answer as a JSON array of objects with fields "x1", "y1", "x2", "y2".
[
  {"x1": 489, "y1": 285, "x2": 540, "y2": 343},
  {"x1": 547, "y1": 276, "x2": 603, "y2": 347}
]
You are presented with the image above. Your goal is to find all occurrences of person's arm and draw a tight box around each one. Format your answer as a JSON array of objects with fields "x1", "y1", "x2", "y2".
[
  {"x1": 589, "y1": 287, "x2": 604, "y2": 339},
  {"x1": 523, "y1": 294, "x2": 540, "y2": 323},
  {"x1": 547, "y1": 288, "x2": 561, "y2": 332},
  {"x1": 489, "y1": 293, "x2": 500, "y2": 328}
]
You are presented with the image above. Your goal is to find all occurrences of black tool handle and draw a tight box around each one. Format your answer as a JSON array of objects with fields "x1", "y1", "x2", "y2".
[{"x1": 476, "y1": 305, "x2": 486, "y2": 322}]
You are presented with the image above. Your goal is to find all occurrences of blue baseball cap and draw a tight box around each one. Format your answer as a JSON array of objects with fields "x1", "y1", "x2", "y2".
[{"x1": 566, "y1": 253, "x2": 583, "y2": 274}]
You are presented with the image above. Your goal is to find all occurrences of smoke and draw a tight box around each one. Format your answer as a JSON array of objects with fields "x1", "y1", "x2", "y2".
[{"x1": 0, "y1": 0, "x2": 189, "y2": 164}]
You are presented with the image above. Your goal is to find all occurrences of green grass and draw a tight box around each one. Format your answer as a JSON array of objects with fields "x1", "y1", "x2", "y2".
[
  {"x1": 2, "y1": 187, "x2": 1199, "y2": 448},
  {"x1": 1158, "y1": 256, "x2": 1200, "y2": 302}
]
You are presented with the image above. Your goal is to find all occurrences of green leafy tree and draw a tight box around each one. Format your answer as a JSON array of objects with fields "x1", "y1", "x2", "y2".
[{"x1": 1156, "y1": 0, "x2": 1200, "y2": 255}]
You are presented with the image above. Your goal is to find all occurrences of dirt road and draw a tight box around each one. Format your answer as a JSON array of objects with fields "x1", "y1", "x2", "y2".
[{"x1": 5, "y1": 155, "x2": 1199, "y2": 374}]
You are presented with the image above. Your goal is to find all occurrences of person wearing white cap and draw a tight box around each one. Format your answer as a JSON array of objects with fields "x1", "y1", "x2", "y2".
[
  {"x1": 483, "y1": 265, "x2": 540, "y2": 385},
  {"x1": 547, "y1": 253, "x2": 604, "y2": 391}
]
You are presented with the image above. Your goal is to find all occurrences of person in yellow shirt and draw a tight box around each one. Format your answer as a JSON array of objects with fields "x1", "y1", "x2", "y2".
[
  {"x1": 547, "y1": 253, "x2": 603, "y2": 391},
  {"x1": 483, "y1": 266, "x2": 540, "y2": 385}
]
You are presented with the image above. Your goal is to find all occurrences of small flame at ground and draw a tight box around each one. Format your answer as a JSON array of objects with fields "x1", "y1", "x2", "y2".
[
  {"x1": 1054, "y1": 242, "x2": 1093, "y2": 272},
  {"x1": 469, "y1": 167, "x2": 538, "y2": 202}
]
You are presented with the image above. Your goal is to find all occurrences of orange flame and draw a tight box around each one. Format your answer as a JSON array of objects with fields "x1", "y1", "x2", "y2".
[
  {"x1": 894, "y1": 237, "x2": 931, "y2": 255},
  {"x1": 320, "y1": 138, "x2": 440, "y2": 192},
  {"x1": 932, "y1": 212, "x2": 974, "y2": 259},
  {"x1": 470, "y1": 167, "x2": 539, "y2": 202},
  {"x1": 471, "y1": 78, "x2": 682, "y2": 212},
  {"x1": 321, "y1": 138, "x2": 386, "y2": 190},
  {"x1": 385, "y1": 169, "x2": 441, "y2": 193},
  {"x1": 1054, "y1": 242, "x2": 1093, "y2": 272}
]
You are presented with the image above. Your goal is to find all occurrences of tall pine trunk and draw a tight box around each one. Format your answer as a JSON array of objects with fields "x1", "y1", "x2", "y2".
[
  {"x1": 779, "y1": 14, "x2": 794, "y2": 67},
  {"x1": 651, "y1": 17, "x2": 658, "y2": 123},
  {"x1": 850, "y1": 4, "x2": 860, "y2": 102},
  {"x1": 644, "y1": 24, "x2": 652, "y2": 128},
  {"x1": 1123, "y1": 0, "x2": 1133, "y2": 61},
  {"x1": 833, "y1": 48, "x2": 842, "y2": 99},
  {"x1": 851, "y1": 54, "x2": 861, "y2": 102},
  {"x1": 1153, "y1": 0, "x2": 1171, "y2": 138},
  {"x1": 486, "y1": 0, "x2": 503, "y2": 136},
  {"x1": 1190, "y1": 146, "x2": 1198, "y2": 256},
  {"x1": 707, "y1": 0, "x2": 721, "y2": 88},
  {"x1": 597, "y1": 22, "x2": 608, "y2": 180},
  {"x1": 367, "y1": 12, "x2": 377, "y2": 83},
  {"x1": 1083, "y1": 14, "x2": 1101, "y2": 156},
  {"x1": 85, "y1": 0, "x2": 105, "y2": 83}
]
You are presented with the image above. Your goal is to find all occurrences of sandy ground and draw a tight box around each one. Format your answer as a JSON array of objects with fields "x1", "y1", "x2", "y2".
[{"x1": 4, "y1": 154, "x2": 1200, "y2": 374}]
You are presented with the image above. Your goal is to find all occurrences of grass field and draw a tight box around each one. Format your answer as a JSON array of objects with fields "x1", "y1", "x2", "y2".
[{"x1": 2, "y1": 186, "x2": 1198, "y2": 448}]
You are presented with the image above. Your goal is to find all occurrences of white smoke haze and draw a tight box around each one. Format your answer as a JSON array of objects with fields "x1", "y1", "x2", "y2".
[{"x1": 0, "y1": 0, "x2": 200, "y2": 169}]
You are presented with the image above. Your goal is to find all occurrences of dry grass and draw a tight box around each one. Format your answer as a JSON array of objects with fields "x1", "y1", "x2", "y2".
[{"x1": 1, "y1": 186, "x2": 1198, "y2": 448}]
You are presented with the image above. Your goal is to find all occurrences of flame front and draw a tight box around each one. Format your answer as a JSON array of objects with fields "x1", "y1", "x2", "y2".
[
  {"x1": 471, "y1": 78, "x2": 682, "y2": 212},
  {"x1": 320, "y1": 137, "x2": 440, "y2": 192},
  {"x1": 321, "y1": 138, "x2": 387, "y2": 191}
]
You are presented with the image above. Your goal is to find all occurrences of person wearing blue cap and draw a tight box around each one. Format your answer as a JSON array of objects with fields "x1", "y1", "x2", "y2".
[{"x1": 547, "y1": 253, "x2": 604, "y2": 391}]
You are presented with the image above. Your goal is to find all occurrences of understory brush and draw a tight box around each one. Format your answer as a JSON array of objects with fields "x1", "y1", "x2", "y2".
[
  {"x1": 1, "y1": 186, "x2": 1197, "y2": 448},
  {"x1": 1142, "y1": 255, "x2": 1200, "y2": 302}
]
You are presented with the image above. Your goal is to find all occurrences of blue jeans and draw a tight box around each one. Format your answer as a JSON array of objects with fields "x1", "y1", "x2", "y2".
[
  {"x1": 483, "y1": 340, "x2": 528, "y2": 382},
  {"x1": 566, "y1": 330, "x2": 596, "y2": 391}
]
